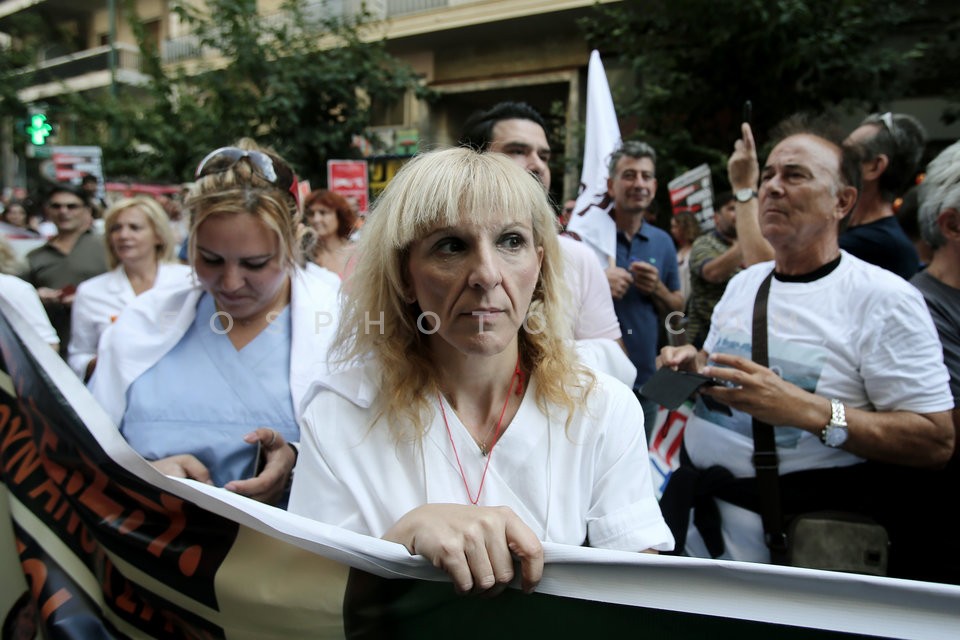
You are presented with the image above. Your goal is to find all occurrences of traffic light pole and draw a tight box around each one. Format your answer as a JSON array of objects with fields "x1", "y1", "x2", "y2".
[
  {"x1": 1, "y1": 117, "x2": 16, "y2": 193},
  {"x1": 108, "y1": 0, "x2": 118, "y2": 146}
]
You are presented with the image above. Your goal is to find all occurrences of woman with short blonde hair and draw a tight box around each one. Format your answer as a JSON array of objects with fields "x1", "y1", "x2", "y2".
[
  {"x1": 69, "y1": 196, "x2": 191, "y2": 380},
  {"x1": 333, "y1": 147, "x2": 589, "y2": 439},
  {"x1": 101, "y1": 196, "x2": 178, "y2": 268}
]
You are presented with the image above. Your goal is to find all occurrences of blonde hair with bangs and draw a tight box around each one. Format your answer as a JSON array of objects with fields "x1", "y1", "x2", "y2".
[
  {"x1": 334, "y1": 146, "x2": 595, "y2": 440},
  {"x1": 103, "y1": 196, "x2": 178, "y2": 269},
  {"x1": 185, "y1": 138, "x2": 304, "y2": 271}
]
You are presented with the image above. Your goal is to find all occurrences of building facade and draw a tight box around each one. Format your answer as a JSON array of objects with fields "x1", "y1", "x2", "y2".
[{"x1": 1, "y1": 0, "x2": 616, "y2": 200}]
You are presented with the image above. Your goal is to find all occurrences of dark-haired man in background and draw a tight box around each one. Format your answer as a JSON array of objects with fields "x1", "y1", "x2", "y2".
[
  {"x1": 26, "y1": 185, "x2": 107, "y2": 356},
  {"x1": 460, "y1": 101, "x2": 553, "y2": 190},
  {"x1": 459, "y1": 101, "x2": 633, "y2": 385},
  {"x1": 841, "y1": 112, "x2": 926, "y2": 279}
]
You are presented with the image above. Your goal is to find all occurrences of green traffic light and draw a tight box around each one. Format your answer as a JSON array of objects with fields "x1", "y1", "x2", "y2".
[{"x1": 26, "y1": 113, "x2": 52, "y2": 145}]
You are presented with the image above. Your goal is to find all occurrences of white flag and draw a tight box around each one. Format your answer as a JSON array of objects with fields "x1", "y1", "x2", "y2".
[{"x1": 565, "y1": 50, "x2": 622, "y2": 265}]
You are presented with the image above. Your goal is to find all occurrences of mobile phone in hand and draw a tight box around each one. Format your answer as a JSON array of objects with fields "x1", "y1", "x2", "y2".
[
  {"x1": 679, "y1": 371, "x2": 723, "y2": 388},
  {"x1": 248, "y1": 441, "x2": 267, "y2": 479},
  {"x1": 682, "y1": 371, "x2": 734, "y2": 415},
  {"x1": 742, "y1": 100, "x2": 752, "y2": 126},
  {"x1": 640, "y1": 368, "x2": 722, "y2": 411},
  {"x1": 58, "y1": 284, "x2": 77, "y2": 300}
]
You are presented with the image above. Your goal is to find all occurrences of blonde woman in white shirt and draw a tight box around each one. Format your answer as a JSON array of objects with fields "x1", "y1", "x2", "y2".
[
  {"x1": 69, "y1": 196, "x2": 190, "y2": 380},
  {"x1": 290, "y1": 148, "x2": 672, "y2": 595}
]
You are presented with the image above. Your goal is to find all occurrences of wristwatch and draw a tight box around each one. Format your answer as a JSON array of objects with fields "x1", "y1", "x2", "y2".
[
  {"x1": 735, "y1": 188, "x2": 758, "y2": 203},
  {"x1": 820, "y1": 398, "x2": 848, "y2": 448}
]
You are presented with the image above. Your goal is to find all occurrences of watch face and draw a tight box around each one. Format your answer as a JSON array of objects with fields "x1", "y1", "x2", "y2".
[
  {"x1": 825, "y1": 425, "x2": 848, "y2": 447},
  {"x1": 735, "y1": 188, "x2": 756, "y2": 203}
]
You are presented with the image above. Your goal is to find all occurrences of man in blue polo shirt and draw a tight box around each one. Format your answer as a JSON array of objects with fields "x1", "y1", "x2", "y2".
[{"x1": 605, "y1": 141, "x2": 683, "y2": 435}]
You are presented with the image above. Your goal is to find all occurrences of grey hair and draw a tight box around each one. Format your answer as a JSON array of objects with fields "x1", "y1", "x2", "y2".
[
  {"x1": 608, "y1": 140, "x2": 657, "y2": 178},
  {"x1": 918, "y1": 140, "x2": 960, "y2": 250}
]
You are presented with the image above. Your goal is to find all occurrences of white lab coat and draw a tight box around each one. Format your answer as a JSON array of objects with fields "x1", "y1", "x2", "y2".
[{"x1": 68, "y1": 263, "x2": 193, "y2": 377}]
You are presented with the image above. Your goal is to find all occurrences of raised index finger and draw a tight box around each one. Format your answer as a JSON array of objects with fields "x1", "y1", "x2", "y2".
[{"x1": 741, "y1": 122, "x2": 755, "y2": 152}]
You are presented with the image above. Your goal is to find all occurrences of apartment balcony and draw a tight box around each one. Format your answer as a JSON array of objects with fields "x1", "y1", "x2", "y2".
[
  {"x1": 13, "y1": 42, "x2": 148, "y2": 102},
  {"x1": 0, "y1": 0, "x2": 101, "y2": 27},
  {"x1": 161, "y1": 0, "x2": 592, "y2": 64},
  {"x1": 161, "y1": 0, "x2": 389, "y2": 64}
]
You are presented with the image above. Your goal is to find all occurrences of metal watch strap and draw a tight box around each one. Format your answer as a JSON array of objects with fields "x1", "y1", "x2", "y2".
[
  {"x1": 820, "y1": 398, "x2": 846, "y2": 445},
  {"x1": 830, "y1": 398, "x2": 845, "y2": 425}
]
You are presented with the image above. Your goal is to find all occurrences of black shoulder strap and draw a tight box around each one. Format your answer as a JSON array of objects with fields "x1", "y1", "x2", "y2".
[{"x1": 751, "y1": 270, "x2": 788, "y2": 564}]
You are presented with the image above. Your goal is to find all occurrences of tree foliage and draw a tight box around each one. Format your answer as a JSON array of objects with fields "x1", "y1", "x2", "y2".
[
  {"x1": 580, "y1": 0, "x2": 957, "y2": 191},
  {"x1": 64, "y1": 0, "x2": 428, "y2": 183},
  {"x1": 0, "y1": 13, "x2": 58, "y2": 121}
]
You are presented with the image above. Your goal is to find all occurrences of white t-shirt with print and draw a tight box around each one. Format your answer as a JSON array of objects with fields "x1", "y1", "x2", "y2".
[{"x1": 682, "y1": 252, "x2": 953, "y2": 561}]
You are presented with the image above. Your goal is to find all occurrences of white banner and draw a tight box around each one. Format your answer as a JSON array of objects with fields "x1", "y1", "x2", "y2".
[{"x1": 2, "y1": 295, "x2": 959, "y2": 639}]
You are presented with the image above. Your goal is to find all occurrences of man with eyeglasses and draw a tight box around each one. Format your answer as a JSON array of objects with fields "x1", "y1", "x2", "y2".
[
  {"x1": 26, "y1": 185, "x2": 107, "y2": 356},
  {"x1": 840, "y1": 111, "x2": 926, "y2": 279}
]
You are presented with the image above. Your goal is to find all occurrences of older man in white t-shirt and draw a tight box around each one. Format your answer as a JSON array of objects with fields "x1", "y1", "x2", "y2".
[{"x1": 658, "y1": 116, "x2": 954, "y2": 567}]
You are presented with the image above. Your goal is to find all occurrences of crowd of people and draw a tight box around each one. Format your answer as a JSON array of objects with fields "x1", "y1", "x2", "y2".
[{"x1": 1, "y1": 101, "x2": 958, "y2": 590}]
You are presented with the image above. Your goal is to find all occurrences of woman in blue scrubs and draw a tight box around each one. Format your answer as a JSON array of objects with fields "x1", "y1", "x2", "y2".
[{"x1": 91, "y1": 140, "x2": 339, "y2": 506}]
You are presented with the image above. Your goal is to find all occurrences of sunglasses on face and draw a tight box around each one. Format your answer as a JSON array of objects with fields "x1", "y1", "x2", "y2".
[
  {"x1": 195, "y1": 147, "x2": 300, "y2": 208},
  {"x1": 48, "y1": 202, "x2": 83, "y2": 210}
]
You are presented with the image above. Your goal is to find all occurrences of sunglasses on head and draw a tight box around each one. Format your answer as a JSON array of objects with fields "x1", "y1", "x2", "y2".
[
  {"x1": 195, "y1": 147, "x2": 300, "y2": 208},
  {"x1": 878, "y1": 112, "x2": 895, "y2": 133}
]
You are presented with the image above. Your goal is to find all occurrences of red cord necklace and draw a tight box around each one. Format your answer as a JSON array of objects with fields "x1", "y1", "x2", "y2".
[{"x1": 438, "y1": 358, "x2": 524, "y2": 505}]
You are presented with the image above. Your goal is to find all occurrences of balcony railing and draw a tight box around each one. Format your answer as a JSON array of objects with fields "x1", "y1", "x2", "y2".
[
  {"x1": 162, "y1": 0, "x2": 386, "y2": 64},
  {"x1": 161, "y1": 35, "x2": 206, "y2": 65},
  {"x1": 387, "y1": 0, "x2": 449, "y2": 18},
  {"x1": 260, "y1": 0, "x2": 387, "y2": 29},
  {"x1": 12, "y1": 42, "x2": 142, "y2": 86}
]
